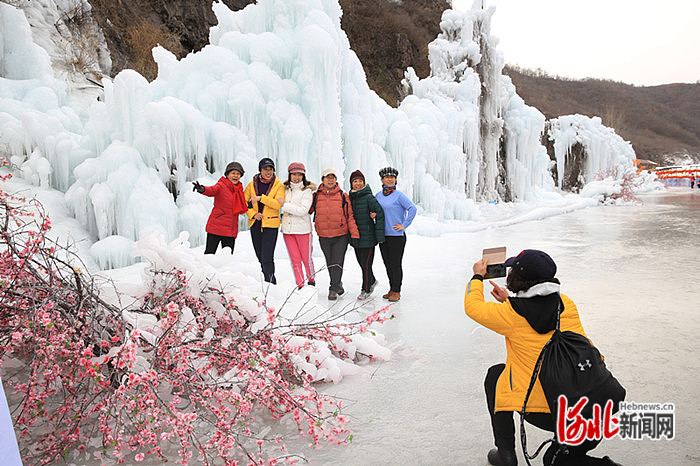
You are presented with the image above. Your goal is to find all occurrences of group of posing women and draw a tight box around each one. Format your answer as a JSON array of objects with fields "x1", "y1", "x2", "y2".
[{"x1": 193, "y1": 158, "x2": 417, "y2": 301}]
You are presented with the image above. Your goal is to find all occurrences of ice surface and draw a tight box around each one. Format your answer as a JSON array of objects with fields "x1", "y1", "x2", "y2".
[{"x1": 289, "y1": 189, "x2": 700, "y2": 465}]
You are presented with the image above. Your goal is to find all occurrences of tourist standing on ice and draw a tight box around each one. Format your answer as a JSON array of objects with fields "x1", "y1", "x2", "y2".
[
  {"x1": 465, "y1": 250, "x2": 622, "y2": 466},
  {"x1": 375, "y1": 167, "x2": 416, "y2": 302},
  {"x1": 280, "y1": 162, "x2": 317, "y2": 289},
  {"x1": 192, "y1": 162, "x2": 248, "y2": 254},
  {"x1": 244, "y1": 158, "x2": 285, "y2": 284},
  {"x1": 309, "y1": 168, "x2": 360, "y2": 300},
  {"x1": 348, "y1": 170, "x2": 385, "y2": 300}
]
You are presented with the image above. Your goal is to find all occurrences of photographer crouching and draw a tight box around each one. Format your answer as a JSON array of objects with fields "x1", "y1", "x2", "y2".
[{"x1": 465, "y1": 250, "x2": 622, "y2": 466}]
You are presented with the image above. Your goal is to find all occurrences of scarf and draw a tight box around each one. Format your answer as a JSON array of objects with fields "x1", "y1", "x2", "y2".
[
  {"x1": 382, "y1": 184, "x2": 396, "y2": 196},
  {"x1": 254, "y1": 174, "x2": 274, "y2": 213},
  {"x1": 230, "y1": 181, "x2": 247, "y2": 215}
]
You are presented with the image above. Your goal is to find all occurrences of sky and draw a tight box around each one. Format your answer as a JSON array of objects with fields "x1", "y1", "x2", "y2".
[{"x1": 452, "y1": 0, "x2": 700, "y2": 86}]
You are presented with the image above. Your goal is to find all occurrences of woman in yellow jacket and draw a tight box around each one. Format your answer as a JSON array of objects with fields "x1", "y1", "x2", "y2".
[
  {"x1": 465, "y1": 250, "x2": 617, "y2": 466},
  {"x1": 244, "y1": 158, "x2": 285, "y2": 284}
]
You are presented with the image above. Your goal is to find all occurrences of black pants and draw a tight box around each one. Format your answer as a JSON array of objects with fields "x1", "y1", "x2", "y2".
[
  {"x1": 319, "y1": 235, "x2": 349, "y2": 291},
  {"x1": 251, "y1": 224, "x2": 278, "y2": 284},
  {"x1": 484, "y1": 364, "x2": 600, "y2": 458},
  {"x1": 204, "y1": 233, "x2": 235, "y2": 254},
  {"x1": 379, "y1": 234, "x2": 406, "y2": 292},
  {"x1": 354, "y1": 246, "x2": 376, "y2": 292}
]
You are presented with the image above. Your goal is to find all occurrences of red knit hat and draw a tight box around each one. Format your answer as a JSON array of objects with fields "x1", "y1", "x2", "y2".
[
  {"x1": 288, "y1": 162, "x2": 306, "y2": 174},
  {"x1": 350, "y1": 170, "x2": 365, "y2": 183}
]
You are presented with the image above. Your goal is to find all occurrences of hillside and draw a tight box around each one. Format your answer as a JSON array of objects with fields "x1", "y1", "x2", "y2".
[{"x1": 504, "y1": 66, "x2": 700, "y2": 162}]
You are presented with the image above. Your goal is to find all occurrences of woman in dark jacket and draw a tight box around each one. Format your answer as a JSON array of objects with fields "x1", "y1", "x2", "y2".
[
  {"x1": 348, "y1": 170, "x2": 385, "y2": 300},
  {"x1": 192, "y1": 161, "x2": 248, "y2": 254}
]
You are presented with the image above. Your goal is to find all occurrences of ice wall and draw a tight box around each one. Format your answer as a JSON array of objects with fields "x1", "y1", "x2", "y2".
[
  {"x1": 0, "y1": 0, "x2": 635, "y2": 269},
  {"x1": 399, "y1": 5, "x2": 553, "y2": 206}
]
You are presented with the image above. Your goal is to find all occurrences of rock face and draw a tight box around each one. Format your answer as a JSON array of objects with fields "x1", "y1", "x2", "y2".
[
  {"x1": 87, "y1": 0, "x2": 448, "y2": 104},
  {"x1": 88, "y1": 0, "x2": 251, "y2": 79},
  {"x1": 339, "y1": 0, "x2": 449, "y2": 105},
  {"x1": 542, "y1": 130, "x2": 585, "y2": 192}
]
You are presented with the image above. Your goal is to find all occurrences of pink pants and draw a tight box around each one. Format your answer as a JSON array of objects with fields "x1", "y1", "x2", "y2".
[{"x1": 283, "y1": 233, "x2": 316, "y2": 286}]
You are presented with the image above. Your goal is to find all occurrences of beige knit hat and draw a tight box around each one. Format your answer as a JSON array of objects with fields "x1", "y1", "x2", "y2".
[{"x1": 321, "y1": 167, "x2": 337, "y2": 179}]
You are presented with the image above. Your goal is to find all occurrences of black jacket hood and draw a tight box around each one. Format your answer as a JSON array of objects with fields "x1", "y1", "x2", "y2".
[{"x1": 508, "y1": 293, "x2": 563, "y2": 334}]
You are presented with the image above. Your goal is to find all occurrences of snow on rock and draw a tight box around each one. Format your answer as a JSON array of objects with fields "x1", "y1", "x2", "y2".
[
  {"x1": 547, "y1": 114, "x2": 636, "y2": 190},
  {"x1": 1, "y1": 2, "x2": 89, "y2": 192}
]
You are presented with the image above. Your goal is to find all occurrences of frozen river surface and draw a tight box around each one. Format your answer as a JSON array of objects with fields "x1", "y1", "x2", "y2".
[{"x1": 292, "y1": 189, "x2": 700, "y2": 466}]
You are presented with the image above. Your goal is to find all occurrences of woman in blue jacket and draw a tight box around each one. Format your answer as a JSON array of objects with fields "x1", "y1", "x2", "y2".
[{"x1": 375, "y1": 167, "x2": 416, "y2": 302}]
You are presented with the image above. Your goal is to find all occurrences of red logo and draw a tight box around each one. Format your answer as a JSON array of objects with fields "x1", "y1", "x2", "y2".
[{"x1": 557, "y1": 396, "x2": 620, "y2": 445}]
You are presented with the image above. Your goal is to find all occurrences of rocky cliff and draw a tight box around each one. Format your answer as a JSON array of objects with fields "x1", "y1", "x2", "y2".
[{"x1": 87, "y1": 0, "x2": 449, "y2": 106}]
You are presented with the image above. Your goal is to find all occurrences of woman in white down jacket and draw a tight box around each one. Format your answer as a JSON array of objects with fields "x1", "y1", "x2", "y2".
[{"x1": 281, "y1": 162, "x2": 317, "y2": 288}]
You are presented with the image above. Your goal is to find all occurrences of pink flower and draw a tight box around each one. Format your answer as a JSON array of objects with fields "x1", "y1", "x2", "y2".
[{"x1": 135, "y1": 453, "x2": 145, "y2": 462}]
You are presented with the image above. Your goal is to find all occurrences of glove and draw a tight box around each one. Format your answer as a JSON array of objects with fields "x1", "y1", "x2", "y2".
[
  {"x1": 349, "y1": 238, "x2": 359, "y2": 248},
  {"x1": 192, "y1": 181, "x2": 205, "y2": 194}
]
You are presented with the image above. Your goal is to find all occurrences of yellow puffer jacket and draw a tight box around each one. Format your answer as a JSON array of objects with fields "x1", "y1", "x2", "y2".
[
  {"x1": 244, "y1": 176, "x2": 285, "y2": 228},
  {"x1": 464, "y1": 278, "x2": 588, "y2": 413}
]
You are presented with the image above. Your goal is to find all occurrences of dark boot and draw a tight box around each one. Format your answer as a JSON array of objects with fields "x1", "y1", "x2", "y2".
[
  {"x1": 488, "y1": 448, "x2": 517, "y2": 466},
  {"x1": 544, "y1": 447, "x2": 624, "y2": 466}
]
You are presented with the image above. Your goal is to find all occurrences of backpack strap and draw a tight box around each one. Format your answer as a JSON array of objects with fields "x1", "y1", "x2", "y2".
[
  {"x1": 341, "y1": 191, "x2": 349, "y2": 220},
  {"x1": 309, "y1": 191, "x2": 319, "y2": 221},
  {"x1": 519, "y1": 299, "x2": 564, "y2": 466}
]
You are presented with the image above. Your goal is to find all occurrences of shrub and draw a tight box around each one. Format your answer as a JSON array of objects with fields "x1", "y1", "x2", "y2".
[{"x1": 0, "y1": 162, "x2": 394, "y2": 465}]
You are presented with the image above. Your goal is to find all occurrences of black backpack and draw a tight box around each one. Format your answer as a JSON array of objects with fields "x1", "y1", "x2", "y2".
[{"x1": 520, "y1": 301, "x2": 626, "y2": 465}]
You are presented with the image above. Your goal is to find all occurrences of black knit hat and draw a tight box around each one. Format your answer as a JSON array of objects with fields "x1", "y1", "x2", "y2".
[
  {"x1": 379, "y1": 166, "x2": 398, "y2": 178},
  {"x1": 350, "y1": 170, "x2": 365, "y2": 183},
  {"x1": 504, "y1": 249, "x2": 557, "y2": 280},
  {"x1": 258, "y1": 157, "x2": 275, "y2": 171},
  {"x1": 225, "y1": 161, "x2": 244, "y2": 176}
]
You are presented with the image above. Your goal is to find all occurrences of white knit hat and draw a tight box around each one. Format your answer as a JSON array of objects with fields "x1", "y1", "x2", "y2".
[{"x1": 321, "y1": 167, "x2": 337, "y2": 179}]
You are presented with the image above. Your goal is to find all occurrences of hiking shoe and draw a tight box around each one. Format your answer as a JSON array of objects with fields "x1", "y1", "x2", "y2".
[
  {"x1": 487, "y1": 448, "x2": 517, "y2": 466},
  {"x1": 328, "y1": 289, "x2": 338, "y2": 300},
  {"x1": 357, "y1": 291, "x2": 371, "y2": 300},
  {"x1": 369, "y1": 280, "x2": 378, "y2": 293},
  {"x1": 388, "y1": 292, "x2": 401, "y2": 302},
  {"x1": 307, "y1": 279, "x2": 316, "y2": 286},
  {"x1": 382, "y1": 291, "x2": 392, "y2": 299},
  {"x1": 337, "y1": 283, "x2": 345, "y2": 295}
]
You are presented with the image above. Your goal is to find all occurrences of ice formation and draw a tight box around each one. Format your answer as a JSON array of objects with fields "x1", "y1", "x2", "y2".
[
  {"x1": 547, "y1": 114, "x2": 636, "y2": 189},
  {"x1": 0, "y1": 0, "x2": 637, "y2": 269}
]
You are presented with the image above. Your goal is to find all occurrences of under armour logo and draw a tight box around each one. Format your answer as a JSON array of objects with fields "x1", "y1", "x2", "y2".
[{"x1": 578, "y1": 359, "x2": 592, "y2": 371}]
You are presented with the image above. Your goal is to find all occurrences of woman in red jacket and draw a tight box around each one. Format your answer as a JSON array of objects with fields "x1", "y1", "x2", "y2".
[{"x1": 192, "y1": 162, "x2": 248, "y2": 254}]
